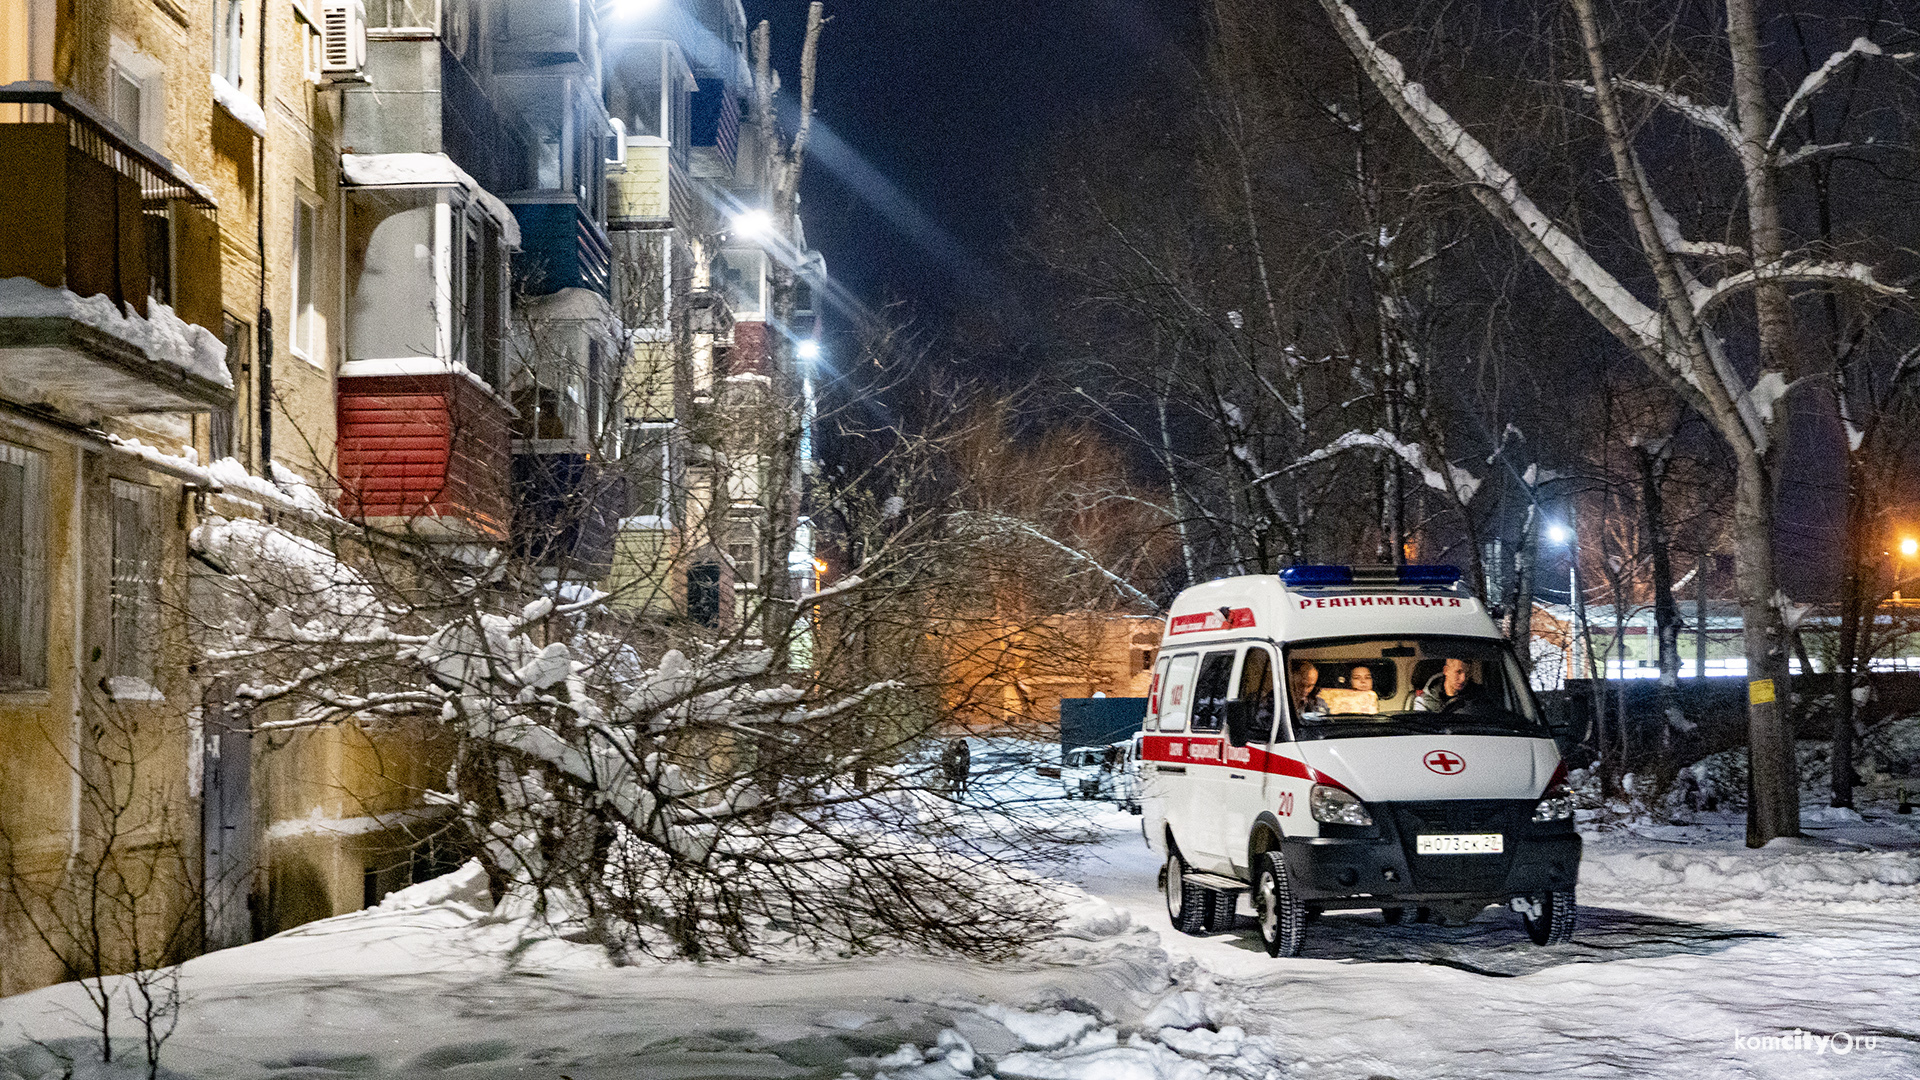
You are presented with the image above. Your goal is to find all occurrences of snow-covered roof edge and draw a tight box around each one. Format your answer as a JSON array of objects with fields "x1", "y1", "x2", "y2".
[{"x1": 339, "y1": 153, "x2": 523, "y2": 248}]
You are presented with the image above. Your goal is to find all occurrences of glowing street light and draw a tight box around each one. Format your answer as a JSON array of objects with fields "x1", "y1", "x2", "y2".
[
  {"x1": 730, "y1": 208, "x2": 774, "y2": 241},
  {"x1": 1547, "y1": 523, "x2": 1572, "y2": 545},
  {"x1": 1902, "y1": 537, "x2": 1918, "y2": 559},
  {"x1": 795, "y1": 338, "x2": 821, "y2": 362}
]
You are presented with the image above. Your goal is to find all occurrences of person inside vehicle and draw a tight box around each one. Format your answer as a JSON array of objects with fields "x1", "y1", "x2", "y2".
[
  {"x1": 1289, "y1": 660, "x2": 1326, "y2": 714},
  {"x1": 1315, "y1": 663, "x2": 1380, "y2": 714},
  {"x1": 1414, "y1": 657, "x2": 1486, "y2": 712}
]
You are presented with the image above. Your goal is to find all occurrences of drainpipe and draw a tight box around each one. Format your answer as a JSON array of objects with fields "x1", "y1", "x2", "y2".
[{"x1": 255, "y1": 0, "x2": 273, "y2": 475}]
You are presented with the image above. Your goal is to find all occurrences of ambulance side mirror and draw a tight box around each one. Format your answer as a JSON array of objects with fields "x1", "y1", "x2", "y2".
[{"x1": 1224, "y1": 700, "x2": 1255, "y2": 747}]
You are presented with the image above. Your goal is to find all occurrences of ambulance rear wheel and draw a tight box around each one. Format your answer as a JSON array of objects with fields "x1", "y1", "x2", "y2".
[
  {"x1": 1523, "y1": 889, "x2": 1577, "y2": 946},
  {"x1": 1164, "y1": 848, "x2": 1210, "y2": 935},
  {"x1": 1254, "y1": 851, "x2": 1306, "y2": 958}
]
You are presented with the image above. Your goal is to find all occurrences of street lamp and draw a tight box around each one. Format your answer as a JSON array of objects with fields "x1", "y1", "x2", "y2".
[
  {"x1": 795, "y1": 338, "x2": 821, "y2": 362},
  {"x1": 1896, "y1": 536, "x2": 1920, "y2": 602},
  {"x1": 1547, "y1": 522, "x2": 1595, "y2": 681},
  {"x1": 730, "y1": 208, "x2": 774, "y2": 241}
]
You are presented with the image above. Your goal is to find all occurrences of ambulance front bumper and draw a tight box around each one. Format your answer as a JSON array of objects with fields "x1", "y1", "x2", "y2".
[{"x1": 1277, "y1": 799, "x2": 1580, "y2": 906}]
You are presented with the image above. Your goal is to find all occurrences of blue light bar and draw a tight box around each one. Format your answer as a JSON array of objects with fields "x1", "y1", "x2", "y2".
[
  {"x1": 1279, "y1": 564, "x2": 1354, "y2": 587},
  {"x1": 1398, "y1": 564, "x2": 1462, "y2": 586}
]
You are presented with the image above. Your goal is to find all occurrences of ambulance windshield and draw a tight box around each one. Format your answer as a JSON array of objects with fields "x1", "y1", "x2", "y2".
[{"x1": 1282, "y1": 635, "x2": 1546, "y2": 737}]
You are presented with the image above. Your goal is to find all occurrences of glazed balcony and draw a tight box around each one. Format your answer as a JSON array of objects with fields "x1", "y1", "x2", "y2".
[{"x1": 0, "y1": 85, "x2": 230, "y2": 423}]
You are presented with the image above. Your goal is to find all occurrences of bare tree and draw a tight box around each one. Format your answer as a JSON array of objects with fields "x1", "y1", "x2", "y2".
[{"x1": 1316, "y1": 0, "x2": 1920, "y2": 844}]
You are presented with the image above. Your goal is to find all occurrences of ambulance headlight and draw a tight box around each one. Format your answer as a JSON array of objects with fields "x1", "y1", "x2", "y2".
[{"x1": 1309, "y1": 784, "x2": 1373, "y2": 826}]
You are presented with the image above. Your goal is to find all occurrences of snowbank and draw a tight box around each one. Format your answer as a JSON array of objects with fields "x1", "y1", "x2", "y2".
[
  {"x1": 0, "y1": 276, "x2": 230, "y2": 388},
  {"x1": 1582, "y1": 837, "x2": 1920, "y2": 907}
]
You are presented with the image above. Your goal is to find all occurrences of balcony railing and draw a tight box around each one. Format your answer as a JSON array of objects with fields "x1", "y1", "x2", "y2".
[
  {"x1": 0, "y1": 84, "x2": 229, "y2": 420},
  {"x1": 0, "y1": 83, "x2": 215, "y2": 207}
]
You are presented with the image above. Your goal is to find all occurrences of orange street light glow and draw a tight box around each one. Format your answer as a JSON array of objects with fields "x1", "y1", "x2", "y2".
[{"x1": 1902, "y1": 537, "x2": 1919, "y2": 558}]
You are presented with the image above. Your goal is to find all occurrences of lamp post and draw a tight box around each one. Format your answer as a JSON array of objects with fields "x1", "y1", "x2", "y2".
[
  {"x1": 1547, "y1": 523, "x2": 1595, "y2": 682},
  {"x1": 1896, "y1": 535, "x2": 1919, "y2": 603}
]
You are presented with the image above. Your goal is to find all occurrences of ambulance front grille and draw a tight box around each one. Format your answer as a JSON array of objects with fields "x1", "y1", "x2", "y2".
[{"x1": 1388, "y1": 800, "x2": 1528, "y2": 892}]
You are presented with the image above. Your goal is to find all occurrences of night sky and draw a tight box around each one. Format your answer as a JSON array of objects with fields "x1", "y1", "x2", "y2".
[{"x1": 744, "y1": 0, "x2": 1204, "y2": 333}]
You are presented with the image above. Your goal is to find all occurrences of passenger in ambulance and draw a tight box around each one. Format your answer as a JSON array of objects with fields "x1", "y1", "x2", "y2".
[
  {"x1": 1315, "y1": 663, "x2": 1380, "y2": 714},
  {"x1": 1414, "y1": 657, "x2": 1488, "y2": 712}
]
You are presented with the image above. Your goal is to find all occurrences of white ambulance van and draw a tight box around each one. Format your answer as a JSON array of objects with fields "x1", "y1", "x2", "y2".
[{"x1": 1141, "y1": 564, "x2": 1579, "y2": 957}]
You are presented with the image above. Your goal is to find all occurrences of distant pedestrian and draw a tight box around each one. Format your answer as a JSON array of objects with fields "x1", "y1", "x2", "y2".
[{"x1": 942, "y1": 738, "x2": 971, "y2": 794}]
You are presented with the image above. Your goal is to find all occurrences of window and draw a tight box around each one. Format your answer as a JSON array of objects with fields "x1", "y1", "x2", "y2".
[
  {"x1": 615, "y1": 231, "x2": 670, "y2": 333},
  {"x1": 365, "y1": 0, "x2": 436, "y2": 32},
  {"x1": 345, "y1": 188, "x2": 437, "y2": 361},
  {"x1": 687, "y1": 562, "x2": 721, "y2": 628},
  {"x1": 1189, "y1": 651, "x2": 1236, "y2": 733},
  {"x1": 291, "y1": 196, "x2": 319, "y2": 363},
  {"x1": 727, "y1": 520, "x2": 758, "y2": 586},
  {"x1": 453, "y1": 205, "x2": 506, "y2": 386},
  {"x1": 623, "y1": 421, "x2": 670, "y2": 526},
  {"x1": 212, "y1": 0, "x2": 248, "y2": 92},
  {"x1": 107, "y1": 37, "x2": 164, "y2": 147},
  {"x1": 109, "y1": 479, "x2": 161, "y2": 689},
  {"x1": 1156, "y1": 653, "x2": 1198, "y2": 733},
  {"x1": 211, "y1": 316, "x2": 249, "y2": 462},
  {"x1": 0, "y1": 441, "x2": 48, "y2": 690},
  {"x1": 712, "y1": 248, "x2": 765, "y2": 319},
  {"x1": 1235, "y1": 647, "x2": 1277, "y2": 744}
]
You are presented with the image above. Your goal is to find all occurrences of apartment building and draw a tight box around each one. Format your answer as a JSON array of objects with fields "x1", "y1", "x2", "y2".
[{"x1": 0, "y1": 0, "x2": 827, "y2": 995}]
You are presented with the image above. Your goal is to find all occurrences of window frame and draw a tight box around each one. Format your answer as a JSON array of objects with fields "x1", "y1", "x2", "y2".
[
  {"x1": 622, "y1": 420, "x2": 672, "y2": 528},
  {"x1": 1153, "y1": 652, "x2": 1200, "y2": 733},
  {"x1": 290, "y1": 193, "x2": 321, "y2": 364},
  {"x1": 108, "y1": 478, "x2": 162, "y2": 693},
  {"x1": 0, "y1": 439, "x2": 49, "y2": 692},
  {"x1": 107, "y1": 36, "x2": 165, "y2": 148}
]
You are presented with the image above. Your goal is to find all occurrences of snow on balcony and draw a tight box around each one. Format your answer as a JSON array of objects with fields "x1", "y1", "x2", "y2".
[{"x1": 0, "y1": 276, "x2": 231, "y2": 420}]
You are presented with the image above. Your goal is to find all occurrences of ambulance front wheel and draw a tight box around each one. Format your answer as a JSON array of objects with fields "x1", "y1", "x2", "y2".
[
  {"x1": 1254, "y1": 851, "x2": 1307, "y2": 958},
  {"x1": 1523, "y1": 888, "x2": 1577, "y2": 946},
  {"x1": 1163, "y1": 848, "x2": 1210, "y2": 935}
]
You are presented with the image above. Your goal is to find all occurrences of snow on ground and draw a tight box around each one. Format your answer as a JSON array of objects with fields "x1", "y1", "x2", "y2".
[{"x1": 2, "y1": 763, "x2": 1917, "y2": 1079}]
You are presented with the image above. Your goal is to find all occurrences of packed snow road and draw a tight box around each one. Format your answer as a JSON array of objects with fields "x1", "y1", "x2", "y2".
[
  {"x1": 1, "y1": 795, "x2": 1915, "y2": 1079},
  {"x1": 1062, "y1": 804, "x2": 1920, "y2": 1078}
]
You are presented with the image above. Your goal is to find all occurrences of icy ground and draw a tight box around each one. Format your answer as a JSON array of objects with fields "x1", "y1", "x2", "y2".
[{"x1": 2, "y1": 793, "x2": 1917, "y2": 1079}]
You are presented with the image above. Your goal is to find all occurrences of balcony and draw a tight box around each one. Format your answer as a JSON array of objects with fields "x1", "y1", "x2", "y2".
[
  {"x1": 0, "y1": 85, "x2": 230, "y2": 423},
  {"x1": 507, "y1": 196, "x2": 612, "y2": 298},
  {"x1": 512, "y1": 454, "x2": 628, "y2": 579}
]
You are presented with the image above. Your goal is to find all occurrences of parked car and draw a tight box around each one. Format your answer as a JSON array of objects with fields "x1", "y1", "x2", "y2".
[
  {"x1": 1113, "y1": 732, "x2": 1146, "y2": 813},
  {"x1": 1061, "y1": 743, "x2": 1116, "y2": 800}
]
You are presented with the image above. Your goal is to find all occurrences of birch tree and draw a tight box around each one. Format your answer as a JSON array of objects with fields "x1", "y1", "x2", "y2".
[{"x1": 1316, "y1": 0, "x2": 1916, "y2": 844}]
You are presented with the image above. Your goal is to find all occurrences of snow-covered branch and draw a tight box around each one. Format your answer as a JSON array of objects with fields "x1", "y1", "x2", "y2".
[
  {"x1": 1693, "y1": 259, "x2": 1905, "y2": 319},
  {"x1": 1563, "y1": 78, "x2": 1738, "y2": 149}
]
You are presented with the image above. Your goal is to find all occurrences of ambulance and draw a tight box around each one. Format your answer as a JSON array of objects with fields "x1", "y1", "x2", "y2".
[{"x1": 1141, "y1": 564, "x2": 1580, "y2": 957}]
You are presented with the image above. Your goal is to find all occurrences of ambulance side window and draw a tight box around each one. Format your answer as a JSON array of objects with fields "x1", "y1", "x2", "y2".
[
  {"x1": 1158, "y1": 653, "x2": 1199, "y2": 732},
  {"x1": 1236, "y1": 645, "x2": 1279, "y2": 743},
  {"x1": 1189, "y1": 651, "x2": 1236, "y2": 733},
  {"x1": 1145, "y1": 656, "x2": 1173, "y2": 731}
]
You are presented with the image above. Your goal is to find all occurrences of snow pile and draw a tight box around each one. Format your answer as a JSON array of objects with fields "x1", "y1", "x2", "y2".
[
  {"x1": 375, "y1": 858, "x2": 493, "y2": 914},
  {"x1": 0, "y1": 276, "x2": 230, "y2": 388},
  {"x1": 209, "y1": 72, "x2": 267, "y2": 137},
  {"x1": 340, "y1": 153, "x2": 523, "y2": 247},
  {"x1": 1582, "y1": 839, "x2": 1920, "y2": 908},
  {"x1": 204, "y1": 456, "x2": 339, "y2": 518}
]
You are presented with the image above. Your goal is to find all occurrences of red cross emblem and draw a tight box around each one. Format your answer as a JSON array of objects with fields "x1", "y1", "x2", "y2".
[{"x1": 1424, "y1": 750, "x2": 1465, "y2": 775}]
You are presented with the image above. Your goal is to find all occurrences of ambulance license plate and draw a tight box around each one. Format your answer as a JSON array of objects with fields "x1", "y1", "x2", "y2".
[{"x1": 1416, "y1": 833, "x2": 1504, "y2": 855}]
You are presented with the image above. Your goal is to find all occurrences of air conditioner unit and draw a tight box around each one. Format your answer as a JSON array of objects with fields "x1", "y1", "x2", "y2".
[{"x1": 319, "y1": 0, "x2": 367, "y2": 76}]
